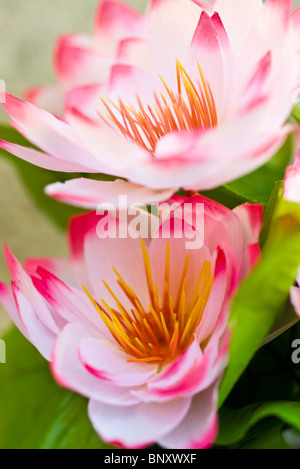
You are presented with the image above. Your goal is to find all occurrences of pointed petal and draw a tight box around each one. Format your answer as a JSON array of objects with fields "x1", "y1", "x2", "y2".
[
  {"x1": 149, "y1": 0, "x2": 201, "y2": 87},
  {"x1": 65, "y1": 83, "x2": 104, "y2": 120},
  {"x1": 95, "y1": 0, "x2": 146, "y2": 54},
  {"x1": 55, "y1": 34, "x2": 112, "y2": 84},
  {"x1": 51, "y1": 322, "x2": 139, "y2": 405},
  {"x1": 187, "y1": 11, "x2": 227, "y2": 115},
  {"x1": 158, "y1": 383, "x2": 219, "y2": 449},
  {"x1": 88, "y1": 396, "x2": 191, "y2": 448},
  {"x1": 0, "y1": 140, "x2": 94, "y2": 172},
  {"x1": 79, "y1": 338, "x2": 158, "y2": 387},
  {"x1": 45, "y1": 178, "x2": 176, "y2": 209},
  {"x1": 32, "y1": 267, "x2": 106, "y2": 334},
  {"x1": 2, "y1": 94, "x2": 104, "y2": 171},
  {"x1": 12, "y1": 283, "x2": 56, "y2": 360},
  {"x1": 0, "y1": 282, "x2": 29, "y2": 338},
  {"x1": 214, "y1": 0, "x2": 263, "y2": 56},
  {"x1": 4, "y1": 245, "x2": 59, "y2": 334}
]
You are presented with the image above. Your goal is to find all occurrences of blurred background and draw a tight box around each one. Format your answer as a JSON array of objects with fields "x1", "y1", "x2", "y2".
[
  {"x1": 0, "y1": 0, "x2": 299, "y2": 333},
  {"x1": 0, "y1": 0, "x2": 147, "y2": 333}
]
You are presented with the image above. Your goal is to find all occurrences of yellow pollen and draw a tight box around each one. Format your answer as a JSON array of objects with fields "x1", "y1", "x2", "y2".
[
  {"x1": 99, "y1": 60, "x2": 218, "y2": 152},
  {"x1": 83, "y1": 240, "x2": 214, "y2": 365}
]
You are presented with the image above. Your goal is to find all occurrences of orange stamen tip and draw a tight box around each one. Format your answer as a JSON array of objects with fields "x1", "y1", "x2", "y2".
[{"x1": 99, "y1": 60, "x2": 217, "y2": 152}]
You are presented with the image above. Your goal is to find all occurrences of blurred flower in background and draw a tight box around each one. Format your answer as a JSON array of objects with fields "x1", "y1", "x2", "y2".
[{"x1": 25, "y1": 0, "x2": 147, "y2": 117}]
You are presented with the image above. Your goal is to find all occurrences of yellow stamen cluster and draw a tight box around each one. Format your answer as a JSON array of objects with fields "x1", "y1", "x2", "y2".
[
  {"x1": 100, "y1": 60, "x2": 218, "y2": 152},
  {"x1": 84, "y1": 240, "x2": 214, "y2": 364}
]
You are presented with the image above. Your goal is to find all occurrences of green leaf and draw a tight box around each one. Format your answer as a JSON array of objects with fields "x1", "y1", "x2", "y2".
[
  {"x1": 218, "y1": 196, "x2": 300, "y2": 408},
  {"x1": 240, "y1": 423, "x2": 290, "y2": 449},
  {"x1": 217, "y1": 401, "x2": 300, "y2": 447},
  {"x1": 202, "y1": 135, "x2": 293, "y2": 208},
  {"x1": 199, "y1": 185, "x2": 248, "y2": 210},
  {"x1": 0, "y1": 327, "x2": 113, "y2": 449}
]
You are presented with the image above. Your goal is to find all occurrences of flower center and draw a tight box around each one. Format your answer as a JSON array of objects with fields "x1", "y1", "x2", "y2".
[
  {"x1": 84, "y1": 240, "x2": 214, "y2": 364},
  {"x1": 100, "y1": 60, "x2": 218, "y2": 152}
]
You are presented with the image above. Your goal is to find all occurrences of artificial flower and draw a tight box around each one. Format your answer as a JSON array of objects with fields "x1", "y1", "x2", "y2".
[
  {"x1": 1, "y1": 0, "x2": 299, "y2": 208},
  {"x1": 26, "y1": 0, "x2": 147, "y2": 117},
  {"x1": 0, "y1": 195, "x2": 262, "y2": 448}
]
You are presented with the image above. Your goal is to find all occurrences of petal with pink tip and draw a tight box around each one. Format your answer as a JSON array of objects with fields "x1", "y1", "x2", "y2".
[
  {"x1": 51, "y1": 322, "x2": 139, "y2": 405},
  {"x1": 25, "y1": 258, "x2": 74, "y2": 286},
  {"x1": 187, "y1": 11, "x2": 227, "y2": 116},
  {"x1": 95, "y1": 0, "x2": 146, "y2": 54},
  {"x1": 233, "y1": 204, "x2": 263, "y2": 248},
  {"x1": 239, "y1": 0, "x2": 292, "y2": 82},
  {"x1": 78, "y1": 338, "x2": 158, "y2": 387},
  {"x1": 5, "y1": 245, "x2": 59, "y2": 334},
  {"x1": 194, "y1": 127, "x2": 290, "y2": 192},
  {"x1": 240, "y1": 52, "x2": 272, "y2": 110},
  {"x1": 196, "y1": 247, "x2": 230, "y2": 344},
  {"x1": 158, "y1": 382, "x2": 219, "y2": 449},
  {"x1": 65, "y1": 83, "x2": 104, "y2": 120},
  {"x1": 176, "y1": 195, "x2": 243, "y2": 262},
  {"x1": 12, "y1": 284, "x2": 56, "y2": 360},
  {"x1": 149, "y1": 0, "x2": 201, "y2": 87},
  {"x1": 88, "y1": 396, "x2": 191, "y2": 448},
  {"x1": 132, "y1": 340, "x2": 207, "y2": 403},
  {"x1": 129, "y1": 148, "x2": 231, "y2": 194},
  {"x1": 2, "y1": 94, "x2": 103, "y2": 171},
  {"x1": 31, "y1": 267, "x2": 106, "y2": 335},
  {"x1": 155, "y1": 96, "x2": 272, "y2": 164},
  {"x1": 55, "y1": 34, "x2": 112, "y2": 84},
  {"x1": 241, "y1": 243, "x2": 261, "y2": 279},
  {"x1": 138, "y1": 311, "x2": 229, "y2": 402},
  {"x1": 147, "y1": 109, "x2": 290, "y2": 191},
  {"x1": 0, "y1": 140, "x2": 94, "y2": 173},
  {"x1": 0, "y1": 282, "x2": 29, "y2": 338},
  {"x1": 45, "y1": 178, "x2": 176, "y2": 209},
  {"x1": 214, "y1": 0, "x2": 262, "y2": 56}
]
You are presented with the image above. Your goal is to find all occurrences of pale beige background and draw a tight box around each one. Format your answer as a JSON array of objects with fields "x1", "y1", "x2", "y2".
[
  {"x1": 0, "y1": 0, "x2": 147, "y2": 333},
  {"x1": 0, "y1": 0, "x2": 299, "y2": 333}
]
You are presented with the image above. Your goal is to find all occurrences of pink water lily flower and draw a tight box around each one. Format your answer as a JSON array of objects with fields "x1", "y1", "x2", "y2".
[
  {"x1": 1, "y1": 0, "x2": 299, "y2": 208},
  {"x1": 0, "y1": 196, "x2": 262, "y2": 448},
  {"x1": 26, "y1": 0, "x2": 147, "y2": 117}
]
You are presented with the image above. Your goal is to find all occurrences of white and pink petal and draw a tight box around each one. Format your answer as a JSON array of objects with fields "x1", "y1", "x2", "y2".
[{"x1": 88, "y1": 396, "x2": 191, "y2": 448}]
